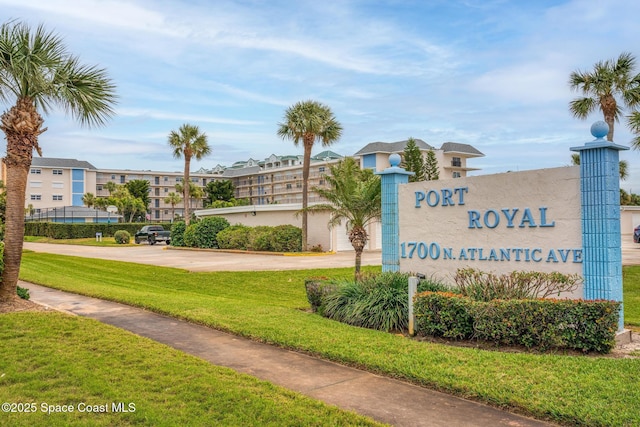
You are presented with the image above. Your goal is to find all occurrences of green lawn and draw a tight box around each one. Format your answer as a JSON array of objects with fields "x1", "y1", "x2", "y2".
[
  {"x1": 24, "y1": 236, "x2": 136, "y2": 247},
  {"x1": 0, "y1": 312, "x2": 382, "y2": 426},
  {"x1": 17, "y1": 252, "x2": 640, "y2": 426},
  {"x1": 623, "y1": 266, "x2": 640, "y2": 329}
]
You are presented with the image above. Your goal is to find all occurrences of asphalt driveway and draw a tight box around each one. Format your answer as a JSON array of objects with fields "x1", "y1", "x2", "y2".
[{"x1": 22, "y1": 242, "x2": 382, "y2": 272}]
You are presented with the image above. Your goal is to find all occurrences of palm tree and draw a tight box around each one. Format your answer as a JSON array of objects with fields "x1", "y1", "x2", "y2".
[
  {"x1": 0, "y1": 21, "x2": 116, "y2": 303},
  {"x1": 164, "y1": 192, "x2": 182, "y2": 222},
  {"x1": 571, "y1": 153, "x2": 628, "y2": 180},
  {"x1": 307, "y1": 157, "x2": 381, "y2": 280},
  {"x1": 569, "y1": 52, "x2": 640, "y2": 142},
  {"x1": 277, "y1": 100, "x2": 342, "y2": 251},
  {"x1": 104, "y1": 181, "x2": 118, "y2": 195},
  {"x1": 168, "y1": 124, "x2": 210, "y2": 226},
  {"x1": 82, "y1": 192, "x2": 96, "y2": 208}
]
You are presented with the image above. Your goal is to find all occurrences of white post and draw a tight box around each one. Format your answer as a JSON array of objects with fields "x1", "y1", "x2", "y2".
[{"x1": 408, "y1": 276, "x2": 418, "y2": 336}]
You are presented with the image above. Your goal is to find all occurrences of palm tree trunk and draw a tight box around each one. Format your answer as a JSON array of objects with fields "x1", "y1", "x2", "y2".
[
  {"x1": 301, "y1": 136, "x2": 314, "y2": 252},
  {"x1": 602, "y1": 95, "x2": 616, "y2": 141},
  {"x1": 0, "y1": 162, "x2": 29, "y2": 302},
  {"x1": 354, "y1": 249, "x2": 363, "y2": 282},
  {"x1": 184, "y1": 158, "x2": 191, "y2": 226}
]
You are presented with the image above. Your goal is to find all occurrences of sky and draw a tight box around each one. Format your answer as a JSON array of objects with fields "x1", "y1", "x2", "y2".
[{"x1": 2, "y1": 0, "x2": 640, "y2": 191}]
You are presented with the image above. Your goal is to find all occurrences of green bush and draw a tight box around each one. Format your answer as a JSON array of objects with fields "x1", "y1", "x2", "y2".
[
  {"x1": 270, "y1": 225, "x2": 302, "y2": 252},
  {"x1": 247, "y1": 226, "x2": 273, "y2": 251},
  {"x1": 113, "y1": 230, "x2": 131, "y2": 244},
  {"x1": 183, "y1": 217, "x2": 230, "y2": 249},
  {"x1": 472, "y1": 298, "x2": 620, "y2": 352},
  {"x1": 183, "y1": 225, "x2": 197, "y2": 247},
  {"x1": 413, "y1": 292, "x2": 620, "y2": 353},
  {"x1": 217, "y1": 225, "x2": 251, "y2": 250},
  {"x1": 17, "y1": 286, "x2": 30, "y2": 300},
  {"x1": 413, "y1": 292, "x2": 475, "y2": 339},
  {"x1": 214, "y1": 224, "x2": 302, "y2": 252},
  {"x1": 24, "y1": 222, "x2": 151, "y2": 239},
  {"x1": 321, "y1": 272, "x2": 443, "y2": 332},
  {"x1": 170, "y1": 221, "x2": 186, "y2": 247}
]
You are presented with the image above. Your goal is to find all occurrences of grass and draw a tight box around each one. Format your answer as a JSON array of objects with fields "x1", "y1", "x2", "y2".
[
  {"x1": 623, "y1": 266, "x2": 640, "y2": 329},
  {"x1": 24, "y1": 236, "x2": 136, "y2": 247},
  {"x1": 0, "y1": 312, "x2": 382, "y2": 426},
  {"x1": 17, "y1": 252, "x2": 640, "y2": 426}
]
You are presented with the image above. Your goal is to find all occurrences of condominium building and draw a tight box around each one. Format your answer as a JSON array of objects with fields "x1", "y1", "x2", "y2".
[
  {"x1": 5, "y1": 138, "x2": 483, "y2": 223},
  {"x1": 354, "y1": 139, "x2": 484, "y2": 178}
]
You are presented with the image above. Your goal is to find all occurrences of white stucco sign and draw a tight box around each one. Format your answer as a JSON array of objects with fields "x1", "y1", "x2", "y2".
[{"x1": 398, "y1": 166, "x2": 583, "y2": 290}]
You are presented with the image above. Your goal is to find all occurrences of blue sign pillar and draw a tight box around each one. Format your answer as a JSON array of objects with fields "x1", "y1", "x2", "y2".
[
  {"x1": 376, "y1": 154, "x2": 413, "y2": 272},
  {"x1": 571, "y1": 121, "x2": 629, "y2": 331}
]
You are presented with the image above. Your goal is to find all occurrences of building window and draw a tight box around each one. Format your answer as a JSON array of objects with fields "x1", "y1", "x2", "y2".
[
  {"x1": 97, "y1": 185, "x2": 103, "y2": 191},
  {"x1": 30, "y1": 168, "x2": 41, "y2": 174},
  {"x1": 296, "y1": 182, "x2": 302, "y2": 188},
  {"x1": 53, "y1": 195, "x2": 63, "y2": 201},
  {"x1": 451, "y1": 157, "x2": 462, "y2": 167},
  {"x1": 319, "y1": 167, "x2": 325, "y2": 173},
  {"x1": 176, "y1": 177, "x2": 183, "y2": 182},
  {"x1": 30, "y1": 181, "x2": 42, "y2": 188},
  {"x1": 111, "y1": 174, "x2": 116, "y2": 180},
  {"x1": 119, "y1": 175, "x2": 125, "y2": 183},
  {"x1": 319, "y1": 179, "x2": 325, "y2": 185},
  {"x1": 30, "y1": 194, "x2": 41, "y2": 201},
  {"x1": 52, "y1": 169, "x2": 63, "y2": 175},
  {"x1": 453, "y1": 172, "x2": 461, "y2": 178},
  {"x1": 286, "y1": 183, "x2": 292, "y2": 190},
  {"x1": 164, "y1": 176, "x2": 168, "y2": 182},
  {"x1": 362, "y1": 154, "x2": 376, "y2": 169},
  {"x1": 52, "y1": 182, "x2": 64, "y2": 189}
]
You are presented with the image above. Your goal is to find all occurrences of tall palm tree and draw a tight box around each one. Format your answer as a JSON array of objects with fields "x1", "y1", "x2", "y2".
[
  {"x1": 0, "y1": 21, "x2": 116, "y2": 303},
  {"x1": 164, "y1": 192, "x2": 182, "y2": 222},
  {"x1": 307, "y1": 157, "x2": 381, "y2": 280},
  {"x1": 168, "y1": 124, "x2": 210, "y2": 226},
  {"x1": 277, "y1": 100, "x2": 342, "y2": 251},
  {"x1": 82, "y1": 192, "x2": 96, "y2": 208},
  {"x1": 571, "y1": 153, "x2": 628, "y2": 180},
  {"x1": 569, "y1": 52, "x2": 640, "y2": 142}
]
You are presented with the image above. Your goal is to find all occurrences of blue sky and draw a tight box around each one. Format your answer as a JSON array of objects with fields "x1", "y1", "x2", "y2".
[{"x1": 2, "y1": 0, "x2": 640, "y2": 191}]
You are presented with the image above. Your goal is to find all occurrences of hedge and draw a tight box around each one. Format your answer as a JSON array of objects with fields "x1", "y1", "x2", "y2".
[
  {"x1": 24, "y1": 222, "x2": 162, "y2": 239},
  {"x1": 414, "y1": 292, "x2": 620, "y2": 353}
]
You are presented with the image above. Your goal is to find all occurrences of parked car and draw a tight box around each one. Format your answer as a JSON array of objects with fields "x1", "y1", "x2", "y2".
[
  {"x1": 634, "y1": 225, "x2": 640, "y2": 243},
  {"x1": 134, "y1": 225, "x2": 171, "y2": 245}
]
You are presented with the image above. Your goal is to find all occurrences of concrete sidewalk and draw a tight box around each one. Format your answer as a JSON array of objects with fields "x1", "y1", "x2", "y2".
[{"x1": 27, "y1": 282, "x2": 554, "y2": 427}]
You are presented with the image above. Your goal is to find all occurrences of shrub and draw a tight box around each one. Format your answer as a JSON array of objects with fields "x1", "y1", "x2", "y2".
[
  {"x1": 17, "y1": 286, "x2": 30, "y2": 300},
  {"x1": 472, "y1": 298, "x2": 620, "y2": 352},
  {"x1": 304, "y1": 277, "x2": 334, "y2": 313},
  {"x1": 454, "y1": 268, "x2": 582, "y2": 301},
  {"x1": 170, "y1": 221, "x2": 186, "y2": 247},
  {"x1": 185, "y1": 217, "x2": 230, "y2": 248},
  {"x1": 217, "y1": 225, "x2": 251, "y2": 250},
  {"x1": 270, "y1": 225, "x2": 302, "y2": 252},
  {"x1": 414, "y1": 292, "x2": 475, "y2": 339},
  {"x1": 183, "y1": 225, "x2": 198, "y2": 247},
  {"x1": 321, "y1": 272, "x2": 446, "y2": 332},
  {"x1": 247, "y1": 226, "x2": 273, "y2": 251},
  {"x1": 113, "y1": 230, "x2": 131, "y2": 244},
  {"x1": 413, "y1": 292, "x2": 620, "y2": 353}
]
